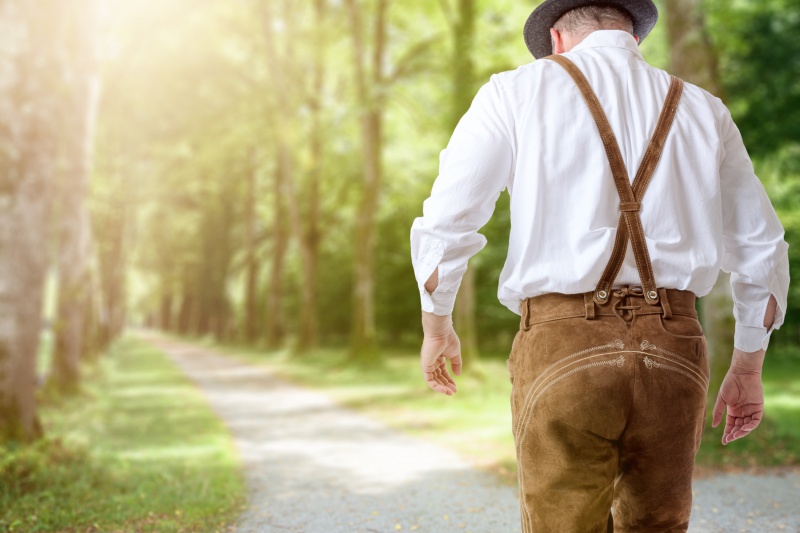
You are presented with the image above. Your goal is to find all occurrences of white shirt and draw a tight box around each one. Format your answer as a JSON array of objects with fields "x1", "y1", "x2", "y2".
[{"x1": 409, "y1": 29, "x2": 790, "y2": 353}]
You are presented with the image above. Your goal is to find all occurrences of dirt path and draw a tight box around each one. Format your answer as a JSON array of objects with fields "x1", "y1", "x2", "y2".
[{"x1": 147, "y1": 337, "x2": 799, "y2": 533}]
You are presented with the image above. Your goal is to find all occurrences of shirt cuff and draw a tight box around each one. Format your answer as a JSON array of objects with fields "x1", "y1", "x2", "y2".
[
  {"x1": 734, "y1": 323, "x2": 772, "y2": 353},
  {"x1": 420, "y1": 286, "x2": 457, "y2": 316}
]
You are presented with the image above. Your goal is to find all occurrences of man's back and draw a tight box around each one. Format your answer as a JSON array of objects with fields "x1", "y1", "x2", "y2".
[{"x1": 412, "y1": 28, "x2": 788, "y2": 353}]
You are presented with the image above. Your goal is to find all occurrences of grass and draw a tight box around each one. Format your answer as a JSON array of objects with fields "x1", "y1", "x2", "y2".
[
  {"x1": 196, "y1": 336, "x2": 800, "y2": 486},
  {"x1": 0, "y1": 336, "x2": 246, "y2": 532}
]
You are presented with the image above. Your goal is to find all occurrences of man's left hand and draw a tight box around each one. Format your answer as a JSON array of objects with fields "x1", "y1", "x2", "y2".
[{"x1": 420, "y1": 311, "x2": 462, "y2": 396}]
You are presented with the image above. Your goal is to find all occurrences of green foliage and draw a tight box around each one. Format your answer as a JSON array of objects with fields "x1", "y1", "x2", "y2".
[
  {"x1": 706, "y1": 0, "x2": 800, "y2": 156},
  {"x1": 0, "y1": 337, "x2": 245, "y2": 532},
  {"x1": 90, "y1": 0, "x2": 800, "y2": 356}
]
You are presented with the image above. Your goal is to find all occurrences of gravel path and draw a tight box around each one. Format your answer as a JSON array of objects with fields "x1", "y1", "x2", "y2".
[{"x1": 147, "y1": 337, "x2": 800, "y2": 533}]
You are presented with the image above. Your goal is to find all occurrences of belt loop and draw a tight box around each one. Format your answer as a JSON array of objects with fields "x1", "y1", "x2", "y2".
[
  {"x1": 520, "y1": 298, "x2": 532, "y2": 330},
  {"x1": 584, "y1": 291, "x2": 596, "y2": 320},
  {"x1": 658, "y1": 287, "x2": 672, "y2": 319}
]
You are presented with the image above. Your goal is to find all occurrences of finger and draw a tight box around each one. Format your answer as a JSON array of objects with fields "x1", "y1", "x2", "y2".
[
  {"x1": 722, "y1": 416, "x2": 736, "y2": 445},
  {"x1": 712, "y1": 392, "x2": 725, "y2": 427},
  {"x1": 723, "y1": 419, "x2": 736, "y2": 438},
  {"x1": 729, "y1": 426, "x2": 753, "y2": 443},
  {"x1": 445, "y1": 337, "x2": 463, "y2": 376},
  {"x1": 426, "y1": 376, "x2": 452, "y2": 395},
  {"x1": 431, "y1": 367, "x2": 455, "y2": 394},
  {"x1": 435, "y1": 382, "x2": 453, "y2": 395},
  {"x1": 438, "y1": 363, "x2": 458, "y2": 393},
  {"x1": 724, "y1": 417, "x2": 746, "y2": 444},
  {"x1": 438, "y1": 371, "x2": 457, "y2": 392},
  {"x1": 422, "y1": 364, "x2": 447, "y2": 391},
  {"x1": 742, "y1": 420, "x2": 759, "y2": 431},
  {"x1": 740, "y1": 412, "x2": 762, "y2": 432},
  {"x1": 449, "y1": 356, "x2": 463, "y2": 376},
  {"x1": 436, "y1": 370, "x2": 457, "y2": 394},
  {"x1": 437, "y1": 361, "x2": 457, "y2": 386}
]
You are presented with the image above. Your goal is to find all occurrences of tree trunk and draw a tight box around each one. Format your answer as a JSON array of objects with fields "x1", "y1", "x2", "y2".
[
  {"x1": 81, "y1": 267, "x2": 102, "y2": 362},
  {"x1": 52, "y1": 1, "x2": 102, "y2": 392},
  {"x1": 98, "y1": 215, "x2": 128, "y2": 350},
  {"x1": 159, "y1": 293, "x2": 173, "y2": 331},
  {"x1": 664, "y1": 0, "x2": 725, "y2": 97},
  {"x1": 257, "y1": 0, "x2": 323, "y2": 353},
  {"x1": 244, "y1": 153, "x2": 259, "y2": 344},
  {"x1": 0, "y1": 0, "x2": 62, "y2": 442},
  {"x1": 664, "y1": 0, "x2": 730, "y2": 395},
  {"x1": 351, "y1": 110, "x2": 382, "y2": 361},
  {"x1": 345, "y1": 0, "x2": 388, "y2": 362},
  {"x1": 177, "y1": 285, "x2": 195, "y2": 335},
  {"x1": 294, "y1": 0, "x2": 326, "y2": 353},
  {"x1": 447, "y1": 0, "x2": 480, "y2": 361},
  {"x1": 266, "y1": 153, "x2": 289, "y2": 348}
]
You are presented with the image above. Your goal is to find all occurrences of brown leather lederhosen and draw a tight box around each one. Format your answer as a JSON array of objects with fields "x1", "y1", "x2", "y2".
[{"x1": 507, "y1": 54, "x2": 711, "y2": 533}]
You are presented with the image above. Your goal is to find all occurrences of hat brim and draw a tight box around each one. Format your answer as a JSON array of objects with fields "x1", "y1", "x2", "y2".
[{"x1": 523, "y1": 0, "x2": 659, "y2": 59}]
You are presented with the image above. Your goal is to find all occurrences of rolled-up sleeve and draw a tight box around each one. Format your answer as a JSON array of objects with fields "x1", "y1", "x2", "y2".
[
  {"x1": 718, "y1": 107, "x2": 790, "y2": 352},
  {"x1": 410, "y1": 74, "x2": 516, "y2": 315}
]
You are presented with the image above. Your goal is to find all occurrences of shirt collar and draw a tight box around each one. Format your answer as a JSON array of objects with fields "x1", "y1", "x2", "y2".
[{"x1": 569, "y1": 29, "x2": 643, "y2": 60}]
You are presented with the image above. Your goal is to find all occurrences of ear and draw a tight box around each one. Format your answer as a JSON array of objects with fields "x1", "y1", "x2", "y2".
[{"x1": 550, "y1": 28, "x2": 564, "y2": 54}]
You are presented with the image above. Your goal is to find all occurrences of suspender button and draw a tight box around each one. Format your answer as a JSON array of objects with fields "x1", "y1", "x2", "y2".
[
  {"x1": 597, "y1": 290, "x2": 608, "y2": 300},
  {"x1": 647, "y1": 290, "x2": 658, "y2": 300}
]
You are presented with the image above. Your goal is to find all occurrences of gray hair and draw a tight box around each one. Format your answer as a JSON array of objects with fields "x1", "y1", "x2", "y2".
[{"x1": 550, "y1": 4, "x2": 635, "y2": 52}]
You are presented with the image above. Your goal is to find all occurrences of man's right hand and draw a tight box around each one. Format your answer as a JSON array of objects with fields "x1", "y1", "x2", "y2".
[
  {"x1": 711, "y1": 348, "x2": 765, "y2": 445},
  {"x1": 420, "y1": 311, "x2": 462, "y2": 396}
]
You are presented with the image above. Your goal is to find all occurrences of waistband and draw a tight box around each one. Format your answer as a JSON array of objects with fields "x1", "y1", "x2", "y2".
[{"x1": 520, "y1": 285, "x2": 698, "y2": 329}]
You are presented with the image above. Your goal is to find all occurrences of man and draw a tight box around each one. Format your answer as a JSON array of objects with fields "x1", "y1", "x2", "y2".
[{"x1": 409, "y1": 0, "x2": 789, "y2": 531}]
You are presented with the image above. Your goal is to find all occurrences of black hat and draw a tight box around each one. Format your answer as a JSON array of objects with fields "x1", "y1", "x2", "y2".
[{"x1": 523, "y1": 0, "x2": 659, "y2": 59}]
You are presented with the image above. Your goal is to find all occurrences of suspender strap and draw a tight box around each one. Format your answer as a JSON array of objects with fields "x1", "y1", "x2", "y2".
[{"x1": 543, "y1": 54, "x2": 684, "y2": 306}]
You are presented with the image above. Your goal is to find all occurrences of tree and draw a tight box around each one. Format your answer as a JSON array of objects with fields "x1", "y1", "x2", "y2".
[
  {"x1": 266, "y1": 152, "x2": 290, "y2": 348},
  {"x1": 258, "y1": 0, "x2": 327, "y2": 352},
  {"x1": 664, "y1": 0, "x2": 724, "y2": 97},
  {"x1": 0, "y1": 0, "x2": 63, "y2": 441},
  {"x1": 52, "y1": 0, "x2": 102, "y2": 393},
  {"x1": 345, "y1": 0, "x2": 390, "y2": 361}
]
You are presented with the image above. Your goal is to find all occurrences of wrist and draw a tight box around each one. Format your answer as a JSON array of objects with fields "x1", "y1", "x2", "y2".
[
  {"x1": 730, "y1": 348, "x2": 765, "y2": 374},
  {"x1": 422, "y1": 311, "x2": 452, "y2": 337}
]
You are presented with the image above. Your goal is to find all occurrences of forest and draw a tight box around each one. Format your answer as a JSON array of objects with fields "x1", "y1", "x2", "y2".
[{"x1": 0, "y1": 0, "x2": 799, "y2": 530}]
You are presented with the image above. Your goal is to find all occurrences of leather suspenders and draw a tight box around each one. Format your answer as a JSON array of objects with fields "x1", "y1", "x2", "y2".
[{"x1": 543, "y1": 54, "x2": 685, "y2": 306}]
